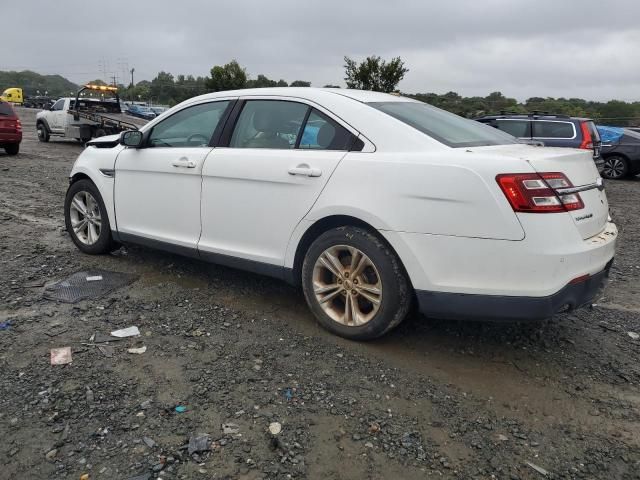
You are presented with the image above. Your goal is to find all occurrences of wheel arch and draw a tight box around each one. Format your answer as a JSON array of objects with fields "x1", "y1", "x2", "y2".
[
  {"x1": 602, "y1": 151, "x2": 629, "y2": 162},
  {"x1": 36, "y1": 117, "x2": 51, "y2": 131},
  {"x1": 289, "y1": 214, "x2": 412, "y2": 289},
  {"x1": 67, "y1": 169, "x2": 116, "y2": 234}
]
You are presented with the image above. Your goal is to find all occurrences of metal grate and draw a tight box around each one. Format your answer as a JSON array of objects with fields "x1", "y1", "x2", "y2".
[{"x1": 43, "y1": 270, "x2": 138, "y2": 303}]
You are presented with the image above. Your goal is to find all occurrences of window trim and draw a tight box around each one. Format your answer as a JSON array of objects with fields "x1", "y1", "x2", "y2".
[
  {"x1": 531, "y1": 120, "x2": 577, "y2": 140},
  {"x1": 143, "y1": 99, "x2": 236, "y2": 149},
  {"x1": 218, "y1": 95, "x2": 372, "y2": 152}
]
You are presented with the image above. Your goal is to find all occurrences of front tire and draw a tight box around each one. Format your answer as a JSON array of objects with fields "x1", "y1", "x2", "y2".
[
  {"x1": 37, "y1": 123, "x2": 50, "y2": 142},
  {"x1": 302, "y1": 226, "x2": 412, "y2": 340},
  {"x1": 64, "y1": 179, "x2": 113, "y2": 254},
  {"x1": 602, "y1": 155, "x2": 629, "y2": 179},
  {"x1": 4, "y1": 144, "x2": 19, "y2": 155}
]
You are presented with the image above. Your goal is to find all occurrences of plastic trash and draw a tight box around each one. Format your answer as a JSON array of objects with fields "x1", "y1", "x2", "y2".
[
  {"x1": 526, "y1": 461, "x2": 549, "y2": 477},
  {"x1": 188, "y1": 434, "x2": 211, "y2": 455},
  {"x1": 175, "y1": 405, "x2": 187, "y2": 413},
  {"x1": 51, "y1": 347, "x2": 72, "y2": 365},
  {"x1": 128, "y1": 346, "x2": 147, "y2": 354},
  {"x1": 628, "y1": 332, "x2": 639, "y2": 340},
  {"x1": 222, "y1": 423, "x2": 240, "y2": 434},
  {"x1": 0, "y1": 321, "x2": 12, "y2": 330},
  {"x1": 110, "y1": 326, "x2": 140, "y2": 338},
  {"x1": 86, "y1": 275, "x2": 103, "y2": 282}
]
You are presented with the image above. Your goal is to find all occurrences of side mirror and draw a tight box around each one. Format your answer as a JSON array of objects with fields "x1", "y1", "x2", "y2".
[{"x1": 120, "y1": 130, "x2": 144, "y2": 148}]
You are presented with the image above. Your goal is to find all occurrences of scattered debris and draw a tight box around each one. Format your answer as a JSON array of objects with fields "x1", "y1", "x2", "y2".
[
  {"x1": 628, "y1": 331, "x2": 639, "y2": 340},
  {"x1": 86, "y1": 387, "x2": 95, "y2": 403},
  {"x1": 368, "y1": 422, "x2": 380, "y2": 435},
  {"x1": 50, "y1": 347, "x2": 72, "y2": 365},
  {"x1": 43, "y1": 270, "x2": 138, "y2": 303},
  {"x1": 268, "y1": 422, "x2": 282, "y2": 435},
  {"x1": 142, "y1": 436, "x2": 156, "y2": 448},
  {"x1": 45, "y1": 323, "x2": 68, "y2": 337},
  {"x1": 86, "y1": 275, "x2": 103, "y2": 282},
  {"x1": 0, "y1": 320, "x2": 12, "y2": 330},
  {"x1": 80, "y1": 474, "x2": 89, "y2": 480},
  {"x1": 496, "y1": 433, "x2": 509, "y2": 442},
  {"x1": 45, "y1": 448, "x2": 58, "y2": 461},
  {"x1": 90, "y1": 332, "x2": 119, "y2": 343},
  {"x1": 188, "y1": 434, "x2": 211, "y2": 455},
  {"x1": 175, "y1": 405, "x2": 187, "y2": 413},
  {"x1": 111, "y1": 326, "x2": 140, "y2": 338},
  {"x1": 222, "y1": 423, "x2": 240, "y2": 435},
  {"x1": 127, "y1": 345, "x2": 147, "y2": 354},
  {"x1": 526, "y1": 460, "x2": 549, "y2": 477},
  {"x1": 97, "y1": 345, "x2": 115, "y2": 358}
]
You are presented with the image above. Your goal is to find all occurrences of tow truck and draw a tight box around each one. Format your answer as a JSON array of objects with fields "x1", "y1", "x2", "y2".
[{"x1": 36, "y1": 84, "x2": 148, "y2": 143}]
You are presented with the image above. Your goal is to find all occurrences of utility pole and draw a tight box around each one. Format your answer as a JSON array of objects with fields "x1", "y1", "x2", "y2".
[{"x1": 130, "y1": 68, "x2": 135, "y2": 88}]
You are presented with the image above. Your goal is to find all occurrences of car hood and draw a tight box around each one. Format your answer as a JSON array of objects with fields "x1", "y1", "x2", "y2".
[{"x1": 86, "y1": 134, "x2": 121, "y2": 148}]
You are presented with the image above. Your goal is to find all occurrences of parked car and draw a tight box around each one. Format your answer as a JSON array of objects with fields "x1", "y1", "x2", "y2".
[
  {"x1": 475, "y1": 113, "x2": 603, "y2": 170},
  {"x1": 627, "y1": 127, "x2": 640, "y2": 134},
  {"x1": 0, "y1": 100, "x2": 22, "y2": 155},
  {"x1": 597, "y1": 125, "x2": 640, "y2": 179},
  {"x1": 64, "y1": 88, "x2": 616, "y2": 340},
  {"x1": 150, "y1": 106, "x2": 168, "y2": 116},
  {"x1": 126, "y1": 104, "x2": 156, "y2": 120}
]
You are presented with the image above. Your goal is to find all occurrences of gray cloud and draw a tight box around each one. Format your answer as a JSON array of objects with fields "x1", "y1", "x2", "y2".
[{"x1": 3, "y1": 0, "x2": 639, "y2": 101}]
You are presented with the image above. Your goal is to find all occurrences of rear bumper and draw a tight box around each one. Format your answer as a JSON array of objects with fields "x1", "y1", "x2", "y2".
[
  {"x1": 0, "y1": 132, "x2": 21, "y2": 143},
  {"x1": 416, "y1": 260, "x2": 612, "y2": 321}
]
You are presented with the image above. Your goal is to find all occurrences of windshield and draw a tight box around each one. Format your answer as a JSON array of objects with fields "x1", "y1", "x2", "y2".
[{"x1": 368, "y1": 101, "x2": 517, "y2": 148}]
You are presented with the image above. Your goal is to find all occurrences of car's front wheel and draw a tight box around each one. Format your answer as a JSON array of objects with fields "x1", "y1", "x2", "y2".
[
  {"x1": 37, "y1": 123, "x2": 50, "y2": 142},
  {"x1": 64, "y1": 179, "x2": 114, "y2": 254},
  {"x1": 602, "y1": 155, "x2": 629, "y2": 179},
  {"x1": 302, "y1": 226, "x2": 412, "y2": 340}
]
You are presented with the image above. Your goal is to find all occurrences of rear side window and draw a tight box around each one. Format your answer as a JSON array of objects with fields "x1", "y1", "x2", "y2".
[
  {"x1": 0, "y1": 102, "x2": 14, "y2": 116},
  {"x1": 495, "y1": 120, "x2": 531, "y2": 138},
  {"x1": 532, "y1": 121, "x2": 575, "y2": 139},
  {"x1": 299, "y1": 109, "x2": 354, "y2": 150},
  {"x1": 369, "y1": 101, "x2": 516, "y2": 148},
  {"x1": 51, "y1": 99, "x2": 65, "y2": 111}
]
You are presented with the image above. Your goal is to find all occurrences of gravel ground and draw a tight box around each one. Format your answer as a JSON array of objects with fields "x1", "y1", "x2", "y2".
[{"x1": 0, "y1": 107, "x2": 639, "y2": 480}]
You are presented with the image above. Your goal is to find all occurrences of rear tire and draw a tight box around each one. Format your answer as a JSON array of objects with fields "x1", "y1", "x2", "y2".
[
  {"x1": 302, "y1": 226, "x2": 412, "y2": 340},
  {"x1": 4, "y1": 144, "x2": 19, "y2": 155},
  {"x1": 37, "y1": 123, "x2": 50, "y2": 142},
  {"x1": 602, "y1": 155, "x2": 629, "y2": 179},
  {"x1": 64, "y1": 179, "x2": 114, "y2": 254}
]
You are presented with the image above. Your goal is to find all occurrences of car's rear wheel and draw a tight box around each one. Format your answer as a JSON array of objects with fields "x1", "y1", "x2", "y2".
[
  {"x1": 64, "y1": 179, "x2": 114, "y2": 254},
  {"x1": 37, "y1": 123, "x2": 50, "y2": 142},
  {"x1": 602, "y1": 155, "x2": 629, "y2": 179},
  {"x1": 4, "y1": 144, "x2": 19, "y2": 155},
  {"x1": 302, "y1": 226, "x2": 411, "y2": 340}
]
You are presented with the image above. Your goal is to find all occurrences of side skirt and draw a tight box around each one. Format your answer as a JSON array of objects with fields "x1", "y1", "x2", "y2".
[{"x1": 115, "y1": 231, "x2": 294, "y2": 284}]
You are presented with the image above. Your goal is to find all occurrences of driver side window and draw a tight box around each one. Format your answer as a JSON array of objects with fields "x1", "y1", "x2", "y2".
[
  {"x1": 52, "y1": 99, "x2": 65, "y2": 111},
  {"x1": 148, "y1": 101, "x2": 230, "y2": 148}
]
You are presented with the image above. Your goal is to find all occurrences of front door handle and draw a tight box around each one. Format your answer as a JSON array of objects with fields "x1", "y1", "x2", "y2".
[
  {"x1": 288, "y1": 164, "x2": 322, "y2": 177},
  {"x1": 172, "y1": 157, "x2": 196, "y2": 168}
]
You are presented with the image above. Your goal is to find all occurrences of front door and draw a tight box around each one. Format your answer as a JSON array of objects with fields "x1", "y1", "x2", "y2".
[
  {"x1": 114, "y1": 100, "x2": 232, "y2": 250},
  {"x1": 199, "y1": 99, "x2": 358, "y2": 267}
]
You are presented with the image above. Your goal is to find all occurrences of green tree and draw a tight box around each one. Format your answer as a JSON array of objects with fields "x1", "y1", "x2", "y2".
[
  {"x1": 343, "y1": 56, "x2": 408, "y2": 92},
  {"x1": 149, "y1": 71, "x2": 177, "y2": 104},
  {"x1": 246, "y1": 74, "x2": 282, "y2": 88},
  {"x1": 206, "y1": 60, "x2": 247, "y2": 92},
  {"x1": 290, "y1": 80, "x2": 311, "y2": 87}
]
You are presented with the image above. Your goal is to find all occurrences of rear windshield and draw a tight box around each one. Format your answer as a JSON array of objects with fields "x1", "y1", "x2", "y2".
[
  {"x1": 0, "y1": 102, "x2": 14, "y2": 116},
  {"x1": 368, "y1": 101, "x2": 517, "y2": 148}
]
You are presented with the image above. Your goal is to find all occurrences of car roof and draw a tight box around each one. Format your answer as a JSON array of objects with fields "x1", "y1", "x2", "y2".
[
  {"x1": 477, "y1": 113, "x2": 592, "y2": 122},
  {"x1": 194, "y1": 87, "x2": 416, "y2": 104}
]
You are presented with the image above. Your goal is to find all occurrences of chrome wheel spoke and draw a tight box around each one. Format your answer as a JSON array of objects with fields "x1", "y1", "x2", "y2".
[
  {"x1": 70, "y1": 191, "x2": 101, "y2": 246},
  {"x1": 72, "y1": 219, "x2": 87, "y2": 233},
  {"x1": 314, "y1": 283, "x2": 343, "y2": 304},
  {"x1": 72, "y1": 197, "x2": 87, "y2": 215}
]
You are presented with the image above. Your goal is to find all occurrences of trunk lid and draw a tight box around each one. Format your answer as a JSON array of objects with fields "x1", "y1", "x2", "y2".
[{"x1": 471, "y1": 144, "x2": 609, "y2": 240}]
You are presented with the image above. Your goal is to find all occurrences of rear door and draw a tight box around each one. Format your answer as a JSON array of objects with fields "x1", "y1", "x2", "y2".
[{"x1": 198, "y1": 99, "x2": 357, "y2": 266}]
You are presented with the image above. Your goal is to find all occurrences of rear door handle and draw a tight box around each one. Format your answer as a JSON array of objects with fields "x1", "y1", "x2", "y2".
[
  {"x1": 172, "y1": 157, "x2": 196, "y2": 168},
  {"x1": 288, "y1": 164, "x2": 322, "y2": 177}
]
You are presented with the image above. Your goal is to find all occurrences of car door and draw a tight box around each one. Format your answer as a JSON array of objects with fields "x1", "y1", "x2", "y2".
[
  {"x1": 199, "y1": 99, "x2": 359, "y2": 268},
  {"x1": 114, "y1": 99, "x2": 233, "y2": 251},
  {"x1": 49, "y1": 99, "x2": 67, "y2": 132}
]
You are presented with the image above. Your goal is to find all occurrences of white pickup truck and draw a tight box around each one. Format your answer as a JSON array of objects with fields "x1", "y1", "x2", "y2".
[{"x1": 36, "y1": 85, "x2": 148, "y2": 143}]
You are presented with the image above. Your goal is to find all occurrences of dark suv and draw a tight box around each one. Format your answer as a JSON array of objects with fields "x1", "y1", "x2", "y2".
[{"x1": 475, "y1": 113, "x2": 603, "y2": 170}]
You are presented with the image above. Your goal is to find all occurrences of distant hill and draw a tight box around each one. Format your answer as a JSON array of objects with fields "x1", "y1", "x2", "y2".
[{"x1": 0, "y1": 70, "x2": 79, "y2": 97}]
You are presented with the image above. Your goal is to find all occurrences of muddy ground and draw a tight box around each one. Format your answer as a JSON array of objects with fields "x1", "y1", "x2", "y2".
[{"x1": 0, "y1": 107, "x2": 639, "y2": 480}]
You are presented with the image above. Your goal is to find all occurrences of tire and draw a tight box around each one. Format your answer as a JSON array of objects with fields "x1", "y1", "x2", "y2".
[
  {"x1": 602, "y1": 155, "x2": 629, "y2": 179},
  {"x1": 37, "y1": 123, "x2": 50, "y2": 142},
  {"x1": 64, "y1": 179, "x2": 114, "y2": 254},
  {"x1": 4, "y1": 144, "x2": 19, "y2": 155},
  {"x1": 301, "y1": 226, "x2": 412, "y2": 340}
]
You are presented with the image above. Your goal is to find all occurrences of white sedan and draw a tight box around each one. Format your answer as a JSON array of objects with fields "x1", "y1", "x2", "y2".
[{"x1": 64, "y1": 88, "x2": 617, "y2": 340}]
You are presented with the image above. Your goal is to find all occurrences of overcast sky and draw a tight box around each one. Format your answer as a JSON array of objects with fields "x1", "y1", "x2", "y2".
[{"x1": 4, "y1": 0, "x2": 640, "y2": 101}]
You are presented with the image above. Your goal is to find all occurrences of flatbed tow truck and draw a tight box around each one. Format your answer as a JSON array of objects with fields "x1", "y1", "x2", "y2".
[{"x1": 36, "y1": 84, "x2": 148, "y2": 143}]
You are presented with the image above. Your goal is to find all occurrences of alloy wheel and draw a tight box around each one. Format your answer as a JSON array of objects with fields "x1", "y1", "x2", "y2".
[
  {"x1": 603, "y1": 157, "x2": 626, "y2": 179},
  {"x1": 312, "y1": 245, "x2": 382, "y2": 326},
  {"x1": 69, "y1": 191, "x2": 102, "y2": 245}
]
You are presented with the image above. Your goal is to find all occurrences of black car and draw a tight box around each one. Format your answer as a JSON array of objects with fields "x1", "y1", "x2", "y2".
[
  {"x1": 597, "y1": 126, "x2": 640, "y2": 179},
  {"x1": 475, "y1": 113, "x2": 603, "y2": 170}
]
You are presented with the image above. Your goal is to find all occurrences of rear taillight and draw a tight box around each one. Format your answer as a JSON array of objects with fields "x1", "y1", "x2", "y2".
[
  {"x1": 579, "y1": 121, "x2": 593, "y2": 150},
  {"x1": 496, "y1": 172, "x2": 584, "y2": 213},
  {"x1": 15, "y1": 119, "x2": 21, "y2": 133}
]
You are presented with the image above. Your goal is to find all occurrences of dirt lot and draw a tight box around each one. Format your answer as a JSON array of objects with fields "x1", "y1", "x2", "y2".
[{"x1": 1, "y1": 107, "x2": 639, "y2": 480}]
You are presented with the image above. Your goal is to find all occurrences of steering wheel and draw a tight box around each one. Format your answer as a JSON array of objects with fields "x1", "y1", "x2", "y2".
[{"x1": 187, "y1": 133, "x2": 210, "y2": 145}]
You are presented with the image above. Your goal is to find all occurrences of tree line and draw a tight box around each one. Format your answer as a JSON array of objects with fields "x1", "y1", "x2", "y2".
[{"x1": 2, "y1": 56, "x2": 639, "y2": 126}]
